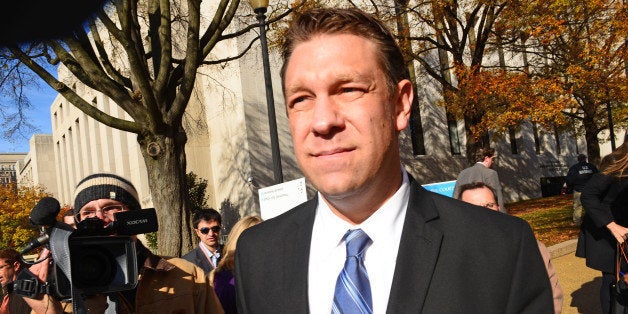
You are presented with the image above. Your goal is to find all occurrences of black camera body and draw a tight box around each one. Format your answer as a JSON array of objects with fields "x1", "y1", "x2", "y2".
[{"x1": 48, "y1": 208, "x2": 158, "y2": 299}]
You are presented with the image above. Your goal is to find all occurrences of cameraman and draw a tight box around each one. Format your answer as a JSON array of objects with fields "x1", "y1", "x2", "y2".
[{"x1": 56, "y1": 173, "x2": 223, "y2": 313}]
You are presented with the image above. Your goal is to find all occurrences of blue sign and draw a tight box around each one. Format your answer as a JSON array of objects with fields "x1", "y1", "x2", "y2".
[{"x1": 422, "y1": 180, "x2": 456, "y2": 197}]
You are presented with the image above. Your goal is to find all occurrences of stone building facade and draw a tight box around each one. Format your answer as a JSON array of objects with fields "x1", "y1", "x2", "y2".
[
  {"x1": 15, "y1": 135, "x2": 59, "y2": 197},
  {"x1": 0, "y1": 153, "x2": 26, "y2": 186}
]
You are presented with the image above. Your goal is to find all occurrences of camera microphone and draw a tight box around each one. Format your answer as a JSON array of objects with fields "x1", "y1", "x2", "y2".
[
  {"x1": 20, "y1": 197, "x2": 62, "y2": 254},
  {"x1": 30, "y1": 197, "x2": 61, "y2": 227}
]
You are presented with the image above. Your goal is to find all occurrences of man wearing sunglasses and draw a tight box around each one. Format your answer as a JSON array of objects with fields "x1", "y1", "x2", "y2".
[{"x1": 183, "y1": 209, "x2": 223, "y2": 274}]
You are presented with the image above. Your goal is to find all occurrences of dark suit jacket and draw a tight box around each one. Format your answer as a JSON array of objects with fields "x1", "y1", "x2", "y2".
[
  {"x1": 182, "y1": 245, "x2": 219, "y2": 275},
  {"x1": 236, "y1": 177, "x2": 553, "y2": 313}
]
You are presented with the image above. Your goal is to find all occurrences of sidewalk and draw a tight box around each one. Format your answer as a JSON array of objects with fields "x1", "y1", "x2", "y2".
[{"x1": 549, "y1": 239, "x2": 601, "y2": 313}]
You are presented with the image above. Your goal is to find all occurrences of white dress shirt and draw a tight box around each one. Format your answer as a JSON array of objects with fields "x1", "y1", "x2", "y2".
[
  {"x1": 199, "y1": 241, "x2": 220, "y2": 267},
  {"x1": 308, "y1": 169, "x2": 410, "y2": 313}
]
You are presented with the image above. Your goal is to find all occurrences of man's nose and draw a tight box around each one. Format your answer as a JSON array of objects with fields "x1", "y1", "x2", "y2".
[{"x1": 310, "y1": 97, "x2": 344, "y2": 135}]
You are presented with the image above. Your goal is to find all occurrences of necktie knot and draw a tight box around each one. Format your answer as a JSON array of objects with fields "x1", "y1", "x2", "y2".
[{"x1": 344, "y1": 229, "x2": 371, "y2": 258}]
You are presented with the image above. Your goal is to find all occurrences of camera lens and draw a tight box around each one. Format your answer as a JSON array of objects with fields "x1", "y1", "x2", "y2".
[{"x1": 71, "y1": 246, "x2": 117, "y2": 289}]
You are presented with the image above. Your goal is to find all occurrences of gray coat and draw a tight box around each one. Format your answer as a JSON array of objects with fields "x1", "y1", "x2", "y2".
[{"x1": 453, "y1": 163, "x2": 507, "y2": 213}]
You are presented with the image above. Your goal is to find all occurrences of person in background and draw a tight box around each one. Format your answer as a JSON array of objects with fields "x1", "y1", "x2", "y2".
[
  {"x1": 24, "y1": 173, "x2": 224, "y2": 313},
  {"x1": 183, "y1": 208, "x2": 223, "y2": 275},
  {"x1": 458, "y1": 182, "x2": 564, "y2": 314},
  {"x1": 235, "y1": 7, "x2": 553, "y2": 313},
  {"x1": 211, "y1": 215, "x2": 263, "y2": 314},
  {"x1": 565, "y1": 154, "x2": 598, "y2": 226},
  {"x1": 62, "y1": 208, "x2": 76, "y2": 229},
  {"x1": 0, "y1": 249, "x2": 30, "y2": 314},
  {"x1": 453, "y1": 147, "x2": 507, "y2": 213},
  {"x1": 576, "y1": 142, "x2": 628, "y2": 314}
]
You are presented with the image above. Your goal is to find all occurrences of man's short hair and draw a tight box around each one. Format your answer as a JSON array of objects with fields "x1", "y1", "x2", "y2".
[
  {"x1": 457, "y1": 182, "x2": 499, "y2": 204},
  {"x1": 474, "y1": 148, "x2": 496, "y2": 163},
  {"x1": 577, "y1": 154, "x2": 587, "y2": 162},
  {"x1": 192, "y1": 208, "x2": 222, "y2": 228},
  {"x1": 280, "y1": 7, "x2": 409, "y2": 97},
  {"x1": 0, "y1": 248, "x2": 24, "y2": 271}
]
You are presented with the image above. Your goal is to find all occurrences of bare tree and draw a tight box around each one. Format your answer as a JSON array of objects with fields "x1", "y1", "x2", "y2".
[{"x1": 0, "y1": 0, "x2": 293, "y2": 256}]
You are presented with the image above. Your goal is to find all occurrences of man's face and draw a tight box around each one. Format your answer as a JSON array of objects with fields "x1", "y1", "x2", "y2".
[
  {"x1": 284, "y1": 33, "x2": 412, "y2": 202},
  {"x1": 195, "y1": 219, "x2": 221, "y2": 251},
  {"x1": 0, "y1": 258, "x2": 18, "y2": 285},
  {"x1": 78, "y1": 199, "x2": 128, "y2": 225},
  {"x1": 460, "y1": 187, "x2": 499, "y2": 211}
]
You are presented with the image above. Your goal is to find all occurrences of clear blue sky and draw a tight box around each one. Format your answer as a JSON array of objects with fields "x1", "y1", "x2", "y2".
[{"x1": 0, "y1": 78, "x2": 57, "y2": 153}]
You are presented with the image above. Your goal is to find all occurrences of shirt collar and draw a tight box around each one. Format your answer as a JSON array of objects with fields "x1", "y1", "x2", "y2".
[{"x1": 315, "y1": 168, "x2": 410, "y2": 246}]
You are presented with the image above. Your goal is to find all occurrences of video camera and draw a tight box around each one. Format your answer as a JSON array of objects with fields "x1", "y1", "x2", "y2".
[{"x1": 15, "y1": 197, "x2": 158, "y2": 300}]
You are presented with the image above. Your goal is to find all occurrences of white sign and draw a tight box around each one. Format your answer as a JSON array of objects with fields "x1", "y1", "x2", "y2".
[{"x1": 259, "y1": 177, "x2": 308, "y2": 220}]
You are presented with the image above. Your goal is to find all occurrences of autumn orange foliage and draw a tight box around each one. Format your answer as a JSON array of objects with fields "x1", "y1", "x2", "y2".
[
  {"x1": 445, "y1": 64, "x2": 573, "y2": 141},
  {"x1": 0, "y1": 183, "x2": 51, "y2": 249}
]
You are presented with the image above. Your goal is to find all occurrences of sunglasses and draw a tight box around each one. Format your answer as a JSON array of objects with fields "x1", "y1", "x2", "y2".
[{"x1": 199, "y1": 226, "x2": 221, "y2": 234}]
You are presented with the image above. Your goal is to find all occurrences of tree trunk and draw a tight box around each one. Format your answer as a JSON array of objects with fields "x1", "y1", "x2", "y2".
[
  {"x1": 463, "y1": 114, "x2": 490, "y2": 165},
  {"x1": 582, "y1": 115, "x2": 601, "y2": 167},
  {"x1": 138, "y1": 131, "x2": 193, "y2": 257}
]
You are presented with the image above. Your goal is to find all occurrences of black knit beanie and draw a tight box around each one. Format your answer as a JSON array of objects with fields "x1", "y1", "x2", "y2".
[{"x1": 73, "y1": 173, "x2": 141, "y2": 214}]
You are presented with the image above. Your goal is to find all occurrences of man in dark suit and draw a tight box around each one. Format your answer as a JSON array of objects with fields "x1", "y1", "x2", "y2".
[
  {"x1": 236, "y1": 7, "x2": 553, "y2": 313},
  {"x1": 453, "y1": 147, "x2": 507, "y2": 213},
  {"x1": 183, "y1": 208, "x2": 223, "y2": 274}
]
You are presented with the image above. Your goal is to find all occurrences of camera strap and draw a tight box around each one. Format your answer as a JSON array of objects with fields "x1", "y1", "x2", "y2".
[{"x1": 13, "y1": 269, "x2": 55, "y2": 298}]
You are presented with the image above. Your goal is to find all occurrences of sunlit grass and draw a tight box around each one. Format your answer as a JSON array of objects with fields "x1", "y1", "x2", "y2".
[{"x1": 509, "y1": 194, "x2": 579, "y2": 246}]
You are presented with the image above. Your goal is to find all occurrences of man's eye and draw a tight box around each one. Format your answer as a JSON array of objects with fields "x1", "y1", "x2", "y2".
[
  {"x1": 288, "y1": 95, "x2": 310, "y2": 109},
  {"x1": 342, "y1": 87, "x2": 361, "y2": 93},
  {"x1": 339, "y1": 87, "x2": 365, "y2": 99}
]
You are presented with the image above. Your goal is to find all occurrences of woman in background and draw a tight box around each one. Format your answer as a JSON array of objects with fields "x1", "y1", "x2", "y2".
[
  {"x1": 576, "y1": 141, "x2": 628, "y2": 314},
  {"x1": 211, "y1": 215, "x2": 263, "y2": 314}
]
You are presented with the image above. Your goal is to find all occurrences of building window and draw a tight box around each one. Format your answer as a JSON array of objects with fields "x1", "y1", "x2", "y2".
[
  {"x1": 554, "y1": 125, "x2": 561, "y2": 155},
  {"x1": 533, "y1": 123, "x2": 541, "y2": 154},
  {"x1": 509, "y1": 127, "x2": 518, "y2": 155},
  {"x1": 447, "y1": 114, "x2": 461, "y2": 155},
  {"x1": 410, "y1": 103, "x2": 426, "y2": 155}
]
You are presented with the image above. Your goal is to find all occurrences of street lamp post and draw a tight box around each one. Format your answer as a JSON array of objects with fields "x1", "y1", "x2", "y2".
[{"x1": 249, "y1": 0, "x2": 283, "y2": 184}]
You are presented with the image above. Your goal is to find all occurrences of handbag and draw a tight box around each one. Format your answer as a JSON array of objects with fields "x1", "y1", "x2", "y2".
[{"x1": 612, "y1": 241, "x2": 628, "y2": 314}]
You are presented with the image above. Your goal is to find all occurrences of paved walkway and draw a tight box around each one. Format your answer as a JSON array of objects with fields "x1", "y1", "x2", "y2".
[{"x1": 550, "y1": 239, "x2": 601, "y2": 313}]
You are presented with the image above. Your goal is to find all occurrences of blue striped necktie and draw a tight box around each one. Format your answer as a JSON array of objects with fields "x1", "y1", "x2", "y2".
[{"x1": 332, "y1": 229, "x2": 373, "y2": 314}]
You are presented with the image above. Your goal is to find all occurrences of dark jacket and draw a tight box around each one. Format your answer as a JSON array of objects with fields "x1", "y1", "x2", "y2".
[
  {"x1": 565, "y1": 161, "x2": 598, "y2": 192},
  {"x1": 576, "y1": 173, "x2": 628, "y2": 273},
  {"x1": 235, "y1": 176, "x2": 553, "y2": 313},
  {"x1": 182, "y1": 245, "x2": 221, "y2": 275}
]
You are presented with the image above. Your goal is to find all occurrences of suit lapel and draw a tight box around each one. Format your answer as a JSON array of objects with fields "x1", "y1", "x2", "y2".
[
  {"x1": 387, "y1": 180, "x2": 443, "y2": 313},
  {"x1": 195, "y1": 246, "x2": 214, "y2": 271},
  {"x1": 280, "y1": 198, "x2": 317, "y2": 312}
]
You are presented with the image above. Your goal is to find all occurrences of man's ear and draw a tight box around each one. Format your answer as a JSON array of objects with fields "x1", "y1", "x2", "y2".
[{"x1": 394, "y1": 79, "x2": 413, "y2": 131}]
